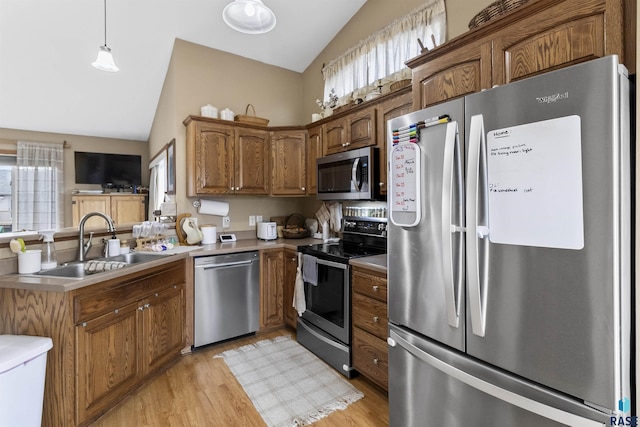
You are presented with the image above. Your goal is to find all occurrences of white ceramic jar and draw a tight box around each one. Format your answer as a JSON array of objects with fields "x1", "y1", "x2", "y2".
[
  {"x1": 200, "y1": 104, "x2": 218, "y2": 118},
  {"x1": 220, "y1": 108, "x2": 234, "y2": 121}
]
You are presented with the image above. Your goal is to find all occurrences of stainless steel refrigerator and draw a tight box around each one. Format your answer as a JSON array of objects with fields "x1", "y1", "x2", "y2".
[{"x1": 386, "y1": 55, "x2": 633, "y2": 426}]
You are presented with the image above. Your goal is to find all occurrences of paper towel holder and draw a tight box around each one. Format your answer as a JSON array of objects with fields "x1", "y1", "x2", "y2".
[{"x1": 193, "y1": 200, "x2": 202, "y2": 208}]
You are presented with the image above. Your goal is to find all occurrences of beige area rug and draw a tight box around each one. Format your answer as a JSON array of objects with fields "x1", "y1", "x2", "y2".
[{"x1": 214, "y1": 335, "x2": 364, "y2": 427}]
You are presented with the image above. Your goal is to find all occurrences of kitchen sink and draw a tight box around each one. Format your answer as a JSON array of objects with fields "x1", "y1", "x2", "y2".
[{"x1": 31, "y1": 252, "x2": 168, "y2": 279}]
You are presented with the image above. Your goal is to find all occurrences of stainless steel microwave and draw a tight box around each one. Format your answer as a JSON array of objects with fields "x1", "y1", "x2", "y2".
[{"x1": 316, "y1": 147, "x2": 379, "y2": 200}]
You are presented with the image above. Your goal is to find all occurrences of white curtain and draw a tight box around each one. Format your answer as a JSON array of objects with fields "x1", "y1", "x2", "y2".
[
  {"x1": 13, "y1": 141, "x2": 64, "y2": 231},
  {"x1": 322, "y1": 0, "x2": 446, "y2": 101},
  {"x1": 148, "y1": 153, "x2": 166, "y2": 219}
]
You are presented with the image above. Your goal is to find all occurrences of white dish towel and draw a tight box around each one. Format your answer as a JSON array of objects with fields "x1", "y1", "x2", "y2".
[{"x1": 292, "y1": 253, "x2": 306, "y2": 316}]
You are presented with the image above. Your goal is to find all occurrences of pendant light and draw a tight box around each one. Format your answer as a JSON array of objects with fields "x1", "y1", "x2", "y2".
[
  {"x1": 222, "y1": 0, "x2": 276, "y2": 35},
  {"x1": 91, "y1": 0, "x2": 119, "y2": 72}
]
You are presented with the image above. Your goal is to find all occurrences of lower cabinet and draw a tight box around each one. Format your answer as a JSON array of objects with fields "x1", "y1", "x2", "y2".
[
  {"x1": 352, "y1": 265, "x2": 388, "y2": 391},
  {"x1": 0, "y1": 260, "x2": 187, "y2": 427},
  {"x1": 260, "y1": 248, "x2": 284, "y2": 330},
  {"x1": 283, "y1": 248, "x2": 298, "y2": 328}
]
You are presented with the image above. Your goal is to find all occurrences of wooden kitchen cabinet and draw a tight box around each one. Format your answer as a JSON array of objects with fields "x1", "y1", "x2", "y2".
[
  {"x1": 0, "y1": 260, "x2": 186, "y2": 427},
  {"x1": 260, "y1": 248, "x2": 284, "y2": 331},
  {"x1": 306, "y1": 124, "x2": 323, "y2": 195},
  {"x1": 283, "y1": 248, "x2": 298, "y2": 328},
  {"x1": 184, "y1": 117, "x2": 269, "y2": 196},
  {"x1": 270, "y1": 129, "x2": 307, "y2": 196},
  {"x1": 408, "y1": 0, "x2": 635, "y2": 109},
  {"x1": 376, "y1": 88, "x2": 412, "y2": 196},
  {"x1": 352, "y1": 265, "x2": 388, "y2": 391},
  {"x1": 72, "y1": 194, "x2": 146, "y2": 227},
  {"x1": 323, "y1": 106, "x2": 377, "y2": 155}
]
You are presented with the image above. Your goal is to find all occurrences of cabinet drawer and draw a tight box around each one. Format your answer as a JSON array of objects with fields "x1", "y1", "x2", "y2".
[
  {"x1": 352, "y1": 327, "x2": 388, "y2": 391},
  {"x1": 352, "y1": 292, "x2": 388, "y2": 339},
  {"x1": 352, "y1": 270, "x2": 387, "y2": 302},
  {"x1": 74, "y1": 262, "x2": 185, "y2": 323}
]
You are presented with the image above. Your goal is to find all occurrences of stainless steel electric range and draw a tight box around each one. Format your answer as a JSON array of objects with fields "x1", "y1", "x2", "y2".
[{"x1": 296, "y1": 218, "x2": 387, "y2": 378}]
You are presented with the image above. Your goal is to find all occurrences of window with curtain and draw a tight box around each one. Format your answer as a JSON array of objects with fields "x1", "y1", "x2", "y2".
[
  {"x1": 148, "y1": 150, "x2": 167, "y2": 219},
  {"x1": 322, "y1": 0, "x2": 446, "y2": 102},
  {"x1": 13, "y1": 141, "x2": 64, "y2": 231}
]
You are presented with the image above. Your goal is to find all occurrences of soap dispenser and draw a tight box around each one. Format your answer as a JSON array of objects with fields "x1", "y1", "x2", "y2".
[{"x1": 39, "y1": 230, "x2": 57, "y2": 270}]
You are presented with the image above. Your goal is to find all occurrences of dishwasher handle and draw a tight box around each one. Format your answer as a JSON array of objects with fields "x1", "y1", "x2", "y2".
[{"x1": 195, "y1": 259, "x2": 255, "y2": 270}]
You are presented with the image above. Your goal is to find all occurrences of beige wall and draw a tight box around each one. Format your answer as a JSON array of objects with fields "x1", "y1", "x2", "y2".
[
  {"x1": 0, "y1": 128, "x2": 148, "y2": 228},
  {"x1": 149, "y1": 39, "x2": 312, "y2": 231},
  {"x1": 300, "y1": 0, "x2": 493, "y2": 120}
]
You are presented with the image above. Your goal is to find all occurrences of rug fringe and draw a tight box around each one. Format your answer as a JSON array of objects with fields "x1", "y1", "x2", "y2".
[{"x1": 286, "y1": 390, "x2": 364, "y2": 427}]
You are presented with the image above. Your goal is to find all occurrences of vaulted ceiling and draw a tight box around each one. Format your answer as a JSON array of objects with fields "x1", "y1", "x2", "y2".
[{"x1": 0, "y1": 0, "x2": 366, "y2": 141}]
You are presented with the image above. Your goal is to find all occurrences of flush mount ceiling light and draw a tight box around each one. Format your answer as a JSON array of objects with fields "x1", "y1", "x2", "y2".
[
  {"x1": 222, "y1": 0, "x2": 276, "y2": 34},
  {"x1": 91, "y1": 0, "x2": 119, "y2": 72}
]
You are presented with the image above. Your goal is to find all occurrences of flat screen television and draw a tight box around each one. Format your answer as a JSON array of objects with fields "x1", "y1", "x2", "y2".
[{"x1": 74, "y1": 151, "x2": 142, "y2": 186}]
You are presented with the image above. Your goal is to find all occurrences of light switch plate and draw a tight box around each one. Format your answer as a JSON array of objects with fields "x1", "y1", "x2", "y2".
[{"x1": 222, "y1": 216, "x2": 231, "y2": 228}]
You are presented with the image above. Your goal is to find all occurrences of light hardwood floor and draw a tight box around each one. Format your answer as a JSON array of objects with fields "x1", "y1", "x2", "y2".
[{"x1": 91, "y1": 329, "x2": 389, "y2": 426}]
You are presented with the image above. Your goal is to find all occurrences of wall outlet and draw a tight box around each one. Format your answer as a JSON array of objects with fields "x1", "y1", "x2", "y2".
[
  {"x1": 256, "y1": 215, "x2": 263, "y2": 223},
  {"x1": 249, "y1": 215, "x2": 256, "y2": 226},
  {"x1": 222, "y1": 216, "x2": 231, "y2": 228}
]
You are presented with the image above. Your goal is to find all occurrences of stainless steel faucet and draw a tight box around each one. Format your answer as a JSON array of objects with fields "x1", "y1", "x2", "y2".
[{"x1": 78, "y1": 212, "x2": 116, "y2": 261}]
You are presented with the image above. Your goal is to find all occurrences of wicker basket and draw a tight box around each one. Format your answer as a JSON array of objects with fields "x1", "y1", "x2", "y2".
[
  {"x1": 468, "y1": 0, "x2": 530, "y2": 29},
  {"x1": 282, "y1": 213, "x2": 309, "y2": 239},
  {"x1": 234, "y1": 104, "x2": 269, "y2": 126}
]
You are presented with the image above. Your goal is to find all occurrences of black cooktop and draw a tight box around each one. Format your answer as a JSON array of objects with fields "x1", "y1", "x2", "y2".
[{"x1": 297, "y1": 219, "x2": 387, "y2": 263}]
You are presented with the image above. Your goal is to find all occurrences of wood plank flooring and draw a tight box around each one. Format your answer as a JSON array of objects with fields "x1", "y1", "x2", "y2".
[{"x1": 91, "y1": 329, "x2": 389, "y2": 426}]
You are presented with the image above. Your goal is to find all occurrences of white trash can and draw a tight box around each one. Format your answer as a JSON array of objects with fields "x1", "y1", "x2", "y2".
[{"x1": 0, "y1": 335, "x2": 53, "y2": 427}]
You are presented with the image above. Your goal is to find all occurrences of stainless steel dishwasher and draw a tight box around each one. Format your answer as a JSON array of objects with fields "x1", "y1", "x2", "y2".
[{"x1": 193, "y1": 251, "x2": 260, "y2": 347}]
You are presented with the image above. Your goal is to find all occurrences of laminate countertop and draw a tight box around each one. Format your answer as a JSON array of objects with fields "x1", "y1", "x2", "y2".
[
  {"x1": 0, "y1": 237, "x2": 321, "y2": 293},
  {"x1": 350, "y1": 254, "x2": 387, "y2": 274}
]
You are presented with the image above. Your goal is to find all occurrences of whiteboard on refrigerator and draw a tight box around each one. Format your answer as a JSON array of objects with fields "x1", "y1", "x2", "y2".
[
  {"x1": 390, "y1": 143, "x2": 421, "y2": 227},
  {"x1": 486, "y1": 115, "x2": 584, "y2": 249}
]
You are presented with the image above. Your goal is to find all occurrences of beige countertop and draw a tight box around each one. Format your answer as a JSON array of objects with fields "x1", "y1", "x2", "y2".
[
  {"x1": 0, "y1": 237, "x2": 322, "y2": 293},
  {"x1": 350, "y1": 254, "x2": 387, "y2": 274}
]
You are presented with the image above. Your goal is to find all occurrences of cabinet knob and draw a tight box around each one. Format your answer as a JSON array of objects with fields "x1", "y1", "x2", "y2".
[
  {"x1": 373, "y1": 316, "x2": 379, "y2": 323},
  {"x1": 155, "y1": 293, "x2": 159, "y2": 297},
  {"x1": 144, "y1": 303, "x2": 150, "y2": 309},
  {"x1": 372, "y1": 285, "x2": 379, "y2": 292},
  {"x1": 138, "y1": 306, "x2": 144, "y2": 311},
  {"x1": 373, "y1": 358, "x2": 379, "y2": 365},
  {"x1": 379, "y1": 182, "x2": 385, "y2": 187},
  {"x1": 301, "y1": 187, "x2": 305, "y2": 191}
]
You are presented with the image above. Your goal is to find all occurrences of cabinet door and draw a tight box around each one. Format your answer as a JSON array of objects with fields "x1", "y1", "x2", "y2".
[
  {"x1": 190, "y1": 122, "x2": 235, "y2": 195},
  {"x1": 235, "y1": 128, "x2": 270, "y2": 195},
  {"x1": 260, "y1": 249, "x2": 284, "y2": 330},
  {"x1": 346, "y1": 106, "x2": 376, "y2": 151},
  {"x1": 271, "y1": 130, "x2": 307, "y2": 196},
  {"x1": 492, "y1": 0, "x2": 611, "y2": 85},
  {"x1": 76, "y1": 302, "x2": 141, "y2": 424},
  {"x1": 306, "y1": 125, "x2": 322, "y2": 195},
  {"x1": 141, "y1": 283, "x2": 184, "y2": 375},
  {"x1": 72, "y1": 195, "x2": 111, "y2": 227},
  {"x1": 411, "y1": 39, "x2": 492, "y2": 109},
  {"x1": 377, "y1": 91, "x2": 412, "y2": 196},
  {"x1": 110, "y1": 195, "x2": 146, "y2": 225},
  {"x1": 283, "y1": 249, "x2": 298, "y2": 328},
  {"x1": 323, "y1": 117, "x2": 348, "y2": 155}
]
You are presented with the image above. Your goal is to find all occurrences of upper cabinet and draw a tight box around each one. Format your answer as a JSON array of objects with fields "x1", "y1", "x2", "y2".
[
  {"x1": 323, "y1": 106, "x2": 377, "y2": 155},
  {"x1": 408, "y1": 0, "x2": 635, "y2": 109},
  {"x1": 270, "y1": 129, "x2": 307, "y2": 196},
  {"x1": 184, "y1": 117, "x2": 269, "y2": 196},
  {"x1": 306, "y1": 124, "x2": 323, "y2": 195}
]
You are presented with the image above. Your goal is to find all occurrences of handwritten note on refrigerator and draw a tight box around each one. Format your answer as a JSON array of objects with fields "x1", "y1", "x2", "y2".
[
  {"x1": 487, "y1": 115, "x2": 584, "y2": 249},
  {"x1": 390, "y1": 143, "x2": 421, "y2": 227}
]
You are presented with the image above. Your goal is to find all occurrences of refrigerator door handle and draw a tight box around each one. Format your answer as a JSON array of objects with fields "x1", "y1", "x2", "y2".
[
  {"x1": 441, "y1": 121, "x2": 463, "y2": 328},
  {"x1": 389, "y1": 330, "x2": 604, "y2": 427},
  {"x1": 466, "y1": 114, "x2": 489, "y2": 337}
]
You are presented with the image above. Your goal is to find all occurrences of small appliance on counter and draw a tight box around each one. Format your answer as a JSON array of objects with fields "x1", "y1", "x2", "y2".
[{"x1": 257, "y1": 222, "x2": 277, "y2": 240}]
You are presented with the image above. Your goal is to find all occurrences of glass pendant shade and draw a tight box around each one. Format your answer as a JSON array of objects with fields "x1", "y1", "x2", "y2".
[
  {"x1": 222, "y1": 0, "x2": 276, "y2": 34},
  {"x1": 92, "y1": 45, "x2": 119, "y2": 72}
]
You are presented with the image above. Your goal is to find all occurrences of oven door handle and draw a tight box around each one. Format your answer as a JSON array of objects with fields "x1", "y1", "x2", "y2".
[{"x1": 315, "y1": 258, "x2": 347, "y2": 270}]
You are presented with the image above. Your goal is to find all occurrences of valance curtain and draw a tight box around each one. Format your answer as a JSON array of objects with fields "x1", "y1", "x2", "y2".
[
  {"x1": 322, "y1": 0, "x2": 446, "y2": 101},
  {"x1": 13, "y1": 141, "x2": 64, "y2": 231}
]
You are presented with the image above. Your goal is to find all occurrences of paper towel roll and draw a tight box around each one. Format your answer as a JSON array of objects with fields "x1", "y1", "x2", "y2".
[{"x1": 198, "y1": 200, "x2": 230, "y2": 216}]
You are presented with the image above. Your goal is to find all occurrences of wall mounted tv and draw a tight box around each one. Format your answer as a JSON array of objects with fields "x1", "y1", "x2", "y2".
[{"x1": 74, "y1": 151, "x2": 142, "y2": 186}]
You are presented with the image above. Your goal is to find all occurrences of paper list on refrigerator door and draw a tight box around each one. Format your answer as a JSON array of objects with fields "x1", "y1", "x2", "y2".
[{"x1": 486, "y1": 115, "x2": 584, "y2": 249}]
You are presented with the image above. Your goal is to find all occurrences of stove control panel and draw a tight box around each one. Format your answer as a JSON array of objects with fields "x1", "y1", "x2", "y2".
[{"x1": 343, "y1": 219, "x2": 387, "y2": 237}]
